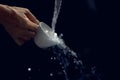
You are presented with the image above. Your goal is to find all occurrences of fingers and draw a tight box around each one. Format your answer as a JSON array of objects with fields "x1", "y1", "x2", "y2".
[
  {"x1": 24, "y1": 9, "x2": 40, "y2": 32},
  {"x1": 16, "y1": 37, "x2": 25, "y2": 46},
  {"x1": 24, "y1": 13, "x2": 39, "y2": 32},
  {"x1": 24, "y1": 19, "x2": 39, "y2": 32},
  {"x1": 21, "y1": 30, "x2": 36, "y2": 40},
  {"x1": 25, "y1": 9, "x2": 40, "y2": 24},
  {"x1": 12, "y1": 7, "x2": 39, "y2": 32},
  {"x1": 15, "y1": 30, "x2": 36, "y2": 46}
]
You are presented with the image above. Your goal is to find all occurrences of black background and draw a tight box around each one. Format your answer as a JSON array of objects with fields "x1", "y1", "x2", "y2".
[{"x1": 0, "y1": 0, "x2": 119, "y2": 80}]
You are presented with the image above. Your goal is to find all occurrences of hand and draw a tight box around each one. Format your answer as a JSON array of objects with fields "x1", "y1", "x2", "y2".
[{"x1": 0, "y1": 5, "x2": 39, "y2": 46}]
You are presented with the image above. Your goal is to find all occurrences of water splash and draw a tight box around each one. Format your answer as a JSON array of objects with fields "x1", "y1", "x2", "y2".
[
  {"x1": 35, "y1": 0, "x2": 102, "y2": 79},
  {"x1": 51, "y1": 0, "x2": 62, "y2": 32},
  {"x1": 49, "y1": 43, "x2": 101, "y2": 80}
]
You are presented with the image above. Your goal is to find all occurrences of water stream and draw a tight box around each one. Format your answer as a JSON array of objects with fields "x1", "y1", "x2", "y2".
[{"x1": 51, "y1": 0, "x2": 62, "y2": 32}]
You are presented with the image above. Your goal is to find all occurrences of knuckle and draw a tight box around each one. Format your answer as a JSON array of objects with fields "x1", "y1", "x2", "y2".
[
  {"x1": 11, "y1": 8, "x2": 17, "y2": 15},
  {"x1": 33, "y1": 26, "x2": 38, "y2": 30},
  {"x1": 24, "y1": 20, "x2": 30, "y2": 26},
  {"x1": 25, "y1": 8, "x2": 30, "y2": 12},
  {"x1": 30, "y1": 26, "x2": 38, "y2": 31},
  {"x1": 28, "y1": 31, "x2": 36, "y2": 36}
]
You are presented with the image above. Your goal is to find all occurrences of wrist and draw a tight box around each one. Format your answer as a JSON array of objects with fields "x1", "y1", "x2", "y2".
[{"x1": 0, "y1": 4, "x2": 13, "y2": 25}]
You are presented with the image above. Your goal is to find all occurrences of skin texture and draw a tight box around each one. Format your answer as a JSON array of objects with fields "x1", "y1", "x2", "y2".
[{"x1": 0, "y1": 4, "x2": 39, "y2": 46}]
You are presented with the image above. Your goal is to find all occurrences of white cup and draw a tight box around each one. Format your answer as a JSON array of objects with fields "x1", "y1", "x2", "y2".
[{"x1": 34, "y1": 22, "x2": 62, "y2": 48}]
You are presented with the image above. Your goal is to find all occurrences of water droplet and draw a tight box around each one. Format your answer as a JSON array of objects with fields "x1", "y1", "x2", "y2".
[
  {"x1": 62, "y1": 66, "x2": 64, "y2": 69},
  {"x1": 51, "y1": 57, "x2": 53, "y2": 60},
  {"x1": 59, "y1": 34, "x2": 63, "y2": 38},
  {"x1": 50, "y1": 73, "x2": 53, "y2": 76},
  {"x1": 78, "y1": 60, "x2": 83, "y2": 65},
  {"x1": 91, "y1": 66, "x2": 96, "y2": 74},
  {"x1": 59, "y1": 62, "x2": 62, "y2": 65},
  {"x1": 53, "y1": 57, "x2": 56, "y2": 60},
  {"x1": 51, "y1": 57, "x2": 56, "y2": 60},
  {"x1": 28, "y1": 68, "x2": 31, "y2": 71}
]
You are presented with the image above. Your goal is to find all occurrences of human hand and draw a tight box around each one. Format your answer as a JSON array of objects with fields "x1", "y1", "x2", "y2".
[{"x1": 0, "y1": 5, "x2": 39, "y2": 46}]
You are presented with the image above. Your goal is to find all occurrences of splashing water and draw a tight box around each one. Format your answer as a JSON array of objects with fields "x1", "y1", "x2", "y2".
[
  {"x1": 52, "y1": 45, "x2": 81, "y2": 80},
  {"x1": 36, "y1": 0, "x2": 101, "y2": 80},
  {"x1": 48, "y1": 43, "x2": 101, "y2": 80},
  {"x1": 51, "y1": 0, "x2": 62, "y2": 32}
]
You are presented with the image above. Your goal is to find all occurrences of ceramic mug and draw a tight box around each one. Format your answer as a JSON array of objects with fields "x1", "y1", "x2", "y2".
[{"x1": 34, "y1": 22, "x2": 62, "y2": 48}]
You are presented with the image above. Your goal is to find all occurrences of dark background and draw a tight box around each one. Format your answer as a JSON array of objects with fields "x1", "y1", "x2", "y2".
[{"x1": 0, "y1": 0, "x2": 119, "y2": 80}]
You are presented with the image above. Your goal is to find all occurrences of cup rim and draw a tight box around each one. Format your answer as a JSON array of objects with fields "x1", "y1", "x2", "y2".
[{"x1": 40, "y1": 22, "x2": 54, "y2": 39}]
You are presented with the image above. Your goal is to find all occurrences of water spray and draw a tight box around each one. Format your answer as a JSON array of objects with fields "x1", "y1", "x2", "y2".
[{"x1": 33, "y1": 0, "x2": 101, "y2": 80}]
